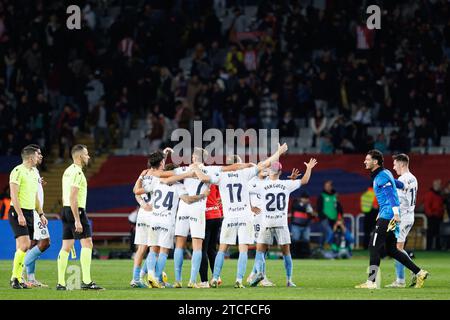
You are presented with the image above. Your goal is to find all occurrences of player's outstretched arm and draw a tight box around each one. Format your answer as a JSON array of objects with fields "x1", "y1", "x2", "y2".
[
  {"x1": 133, "y1": 170, "x2": 148, "y2": 195},
  {"x1": 160, "y1": 170, "x2": 194, "y2": 185},
  {"x1": 151, "y1": 170, "x2": 175, "y2": 178},
  {"x1": 221, "y1": 162, "x2": 254, "y2": 172},
  {"x1": 257, "y1": 143, "x2": 288, "y2": 171},
  {"x1": 300, "y1": 158, "x2": 318, "y2": 185}
]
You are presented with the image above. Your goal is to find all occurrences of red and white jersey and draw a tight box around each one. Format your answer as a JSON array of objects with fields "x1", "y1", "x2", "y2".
[
  {"x1": 210, "y1": 166, "x2": 258, "y2": 219},
  {"x1": 206, "y1": 184, "x2": 222, "y2": 220}
]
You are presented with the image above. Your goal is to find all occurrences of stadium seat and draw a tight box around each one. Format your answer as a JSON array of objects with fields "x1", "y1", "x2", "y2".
[
  {"x1": 440, "y1": 136, "x2": 450, "y2": 147},
  {"x1": 383, "y1": 127, "x2": 399, "y2": 137},
  {"x1": 427, "y1": 146, "x2": 444, "y2": 155},
  {"x1": 280, "y1": 137, "x2": 297, "y2": 148},
  {"x1": 410, "y1": 147, "x2": 426, "y2": 154},
  {"x1": 296, "y1": 137, "x2": 312, "y2": 148},
  {"x1": 367, "y1": 127, "x2": 382, "y2": 137}
]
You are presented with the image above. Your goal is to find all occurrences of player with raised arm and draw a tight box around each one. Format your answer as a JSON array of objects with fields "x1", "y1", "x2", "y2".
[
  {"x1": 131, "y1": 149, "x2": 191, "y2": 287},
  {"x1": 23, "y1": 144, "x2": 51, "y2": 288},
  {"x1": 195, "y1": 143, "x2": 289, "y2": 288},
  {"x1": 355, "y1": 150, "x2": 428, "y2": 289},
  {"x1": 169, "y1": 147, "x2": 223, "y2": 288},
  {"x1": 249, "y1": 159, "x2": 317, "y2": 287},
  {"x1": 141, "y1": 163, "x2": 210, "y2": 288},
  {"x1": 8, "y1": 146, "x2": 42, "y2": 289},
  {"x1": 385, "y1": 153, "x2": 419, "y2": 288}
]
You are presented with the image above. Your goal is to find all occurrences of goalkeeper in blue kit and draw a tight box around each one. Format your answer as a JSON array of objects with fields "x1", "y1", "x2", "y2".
[{"x1": 355, "y1": 150, "x2": 429, "y2": 289}]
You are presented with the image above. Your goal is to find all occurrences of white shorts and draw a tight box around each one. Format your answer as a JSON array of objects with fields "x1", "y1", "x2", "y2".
[
  {"x1": 220, "y1": 216, "x2": 254, "y2": 245},
  {"x1": 175, "y1": 202, "x2": 205, "y2": 239},
  {"x1": 397, "y1": 220, "x2": 414, "y2": 243},
  {"x1": 257, "y1": 225, "x2": 291, "y2": 245},
  {"x1": 147, "y1": 222, "x2": 175, "y2": 249},
  {"x1": 134, "y1": 208, "x2": 152, "y2": 246},
  {"x1": 33, "y1": 210, "x2": 50, "y2": 240},
  {"x1": 253, "y1": 214, "x2": 263, "y2": 243}
]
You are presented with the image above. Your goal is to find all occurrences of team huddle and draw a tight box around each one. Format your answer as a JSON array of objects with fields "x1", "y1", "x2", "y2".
[
  {"x1": 129, "y1": 143, "x2": 318, "y2": 289},
  {"x1": 7, "y1": 142, "x2": 429, "y2": 291}
]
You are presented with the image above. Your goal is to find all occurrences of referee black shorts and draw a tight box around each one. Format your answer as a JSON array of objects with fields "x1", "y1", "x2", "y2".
[
  {"x1": 61, "y1": 206, "x2": 92, "y2": 240},
  {"x1": 8, "y1": 207, "x2": 34, "y2": 239}
]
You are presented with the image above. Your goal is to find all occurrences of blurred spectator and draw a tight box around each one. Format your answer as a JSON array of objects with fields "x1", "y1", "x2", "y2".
[
  {"x1": 444, "y1": 180, "x2": 450, "y2": 219},
  {"x1": 374, "y1": 133, "x2": 388, "y2": 154},
  {"x1": 260, "y1": 91, "x2": 279, "y2": 131},
  {"x1": 319, "y1": 135, "x2": 334, "y2": 154},
  {"x1": 0, "y1": 186, "x2": 11, "y2": 220},
  {"x1": 55, "y1": 105, "x2": 77, "y2": 163},
  {"x1": 84, "y1": 71, "x2": 104, "y2": 112},
  {"x1": 278, "y1": 111, "x2": 296, "y2": 137},
  {"x1": 91, "y1": 100, "x2": 110, "y2": 156},
  {"x1": 424, "y1": 179, "x2": 445, "y2": 250},
  {"x1": 327, "y1": 219, "x2": 354, "y2": 259},
  {"x1": 415, "y1": 117, "x2": 436, "y2": 148},
  {"x1": 310, "y1": 109, "x2": 327, "y2": 148},
  {"x1": 289, "y1": 192, "x2": 315, "y2": 258},
  {"x1": 147, "y1": 112, "x2": 165, "y2": 151},
  {"x1": 317, "y1": 180, "x2": 344, "y2": 248},
  {"x1": 360, "y1": 185, "x2": 379, "y2": 250}
]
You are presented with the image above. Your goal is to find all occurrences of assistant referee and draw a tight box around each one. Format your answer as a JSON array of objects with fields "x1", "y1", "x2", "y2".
[
  {"x1": 9, "y1": 146, "x2": 43, "y2": 289},
  {"x1": 56, "y1": 144, "x2": 104, "y2": 290}
]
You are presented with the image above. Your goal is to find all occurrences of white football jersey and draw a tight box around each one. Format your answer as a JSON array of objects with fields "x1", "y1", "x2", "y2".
[
  {"x1": 141, "y1": 174, "x2": 156, "y2": 203},
  {"x1": 143, "y1": 177, "x2": 188, "y2": 225},
  {"x1": 211, "y1": 166, "x2": 258, "y2": 219},
  {"x1": 174, "y1": 165, "x2": 222, "y2": 216},
  {"x1": 33, "y1": 167, "x2": 44, "y2": 207},
  {"x1": 249, "y1": 176, "x2": 267, "y2": 209},
  {"x1": 255, "y1": 179, "x2": 302, "y2": 227},
  {"x1": 397, "y1": 171, "x2": 418, "y2": 222}
]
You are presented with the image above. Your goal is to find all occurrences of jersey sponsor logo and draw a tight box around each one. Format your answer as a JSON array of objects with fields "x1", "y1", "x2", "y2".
[
  {"x1": 151, "y1": 225, "x2": 169, "y2": 232},
  {"x1": 226, "y1": 222, "x2": 247, "y2": 228}
]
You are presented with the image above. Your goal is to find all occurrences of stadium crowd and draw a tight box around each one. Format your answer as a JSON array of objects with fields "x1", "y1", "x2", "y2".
[{"x1": 0, "y1": 0, "x2": 450, "y2": 159}]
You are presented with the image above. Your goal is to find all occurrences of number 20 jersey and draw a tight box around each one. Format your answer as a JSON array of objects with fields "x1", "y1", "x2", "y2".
[{"x1": 254, "y1": 179, "x2": 302, "y2": 228}]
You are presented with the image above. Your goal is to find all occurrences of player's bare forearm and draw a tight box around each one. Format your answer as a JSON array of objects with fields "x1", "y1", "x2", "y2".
[
  {"x1": 35, "y1": 193, "x2": 43, "y2": 214},
  {"x1": 133, "y1": 177, "x2": 143, "y2": 194},
  {"x1": 9, "y1": 183, "x2": 23, "y2": 216},
  {"x1": 221, "y1": 163, "x2": 253, "y2": 172},
  {"x1": 151, "y1": 170, "x2": 175, "y2": 178},
  {"x1": 161, "y1": 171, "x2": 192, "y2": 184},
  {"x1": 193, "y1": 168, "x2": 211, "y2": 183},
  {"x1": 300, "y1": 167, "x2": 313, "y2": 185},
  {"x1": 181, "y1": 194, "x2": 207, "y2": 204},
  {"x1": 135, "y1": 195, "x2": 145, "y2": 207},
  {"x1": 258, "y1": 143, "x2": 288, "y2": 170},
  {"x1": 70, "y1": 187, "x2": 81, "y2": 222}
]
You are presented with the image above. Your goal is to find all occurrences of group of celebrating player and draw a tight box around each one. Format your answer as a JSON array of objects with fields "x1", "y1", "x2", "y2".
[
  {"x1": 7, "y1": 141, "x2": 430, "y2": 291},
  {"x1": 129, "y1": 143, "x2": 318, "y2": 289}
]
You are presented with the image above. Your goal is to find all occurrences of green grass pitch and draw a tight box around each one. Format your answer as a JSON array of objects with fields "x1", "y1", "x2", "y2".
[{"x1": 1, "y1": 251, "x2": 449, "y2": 300}]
